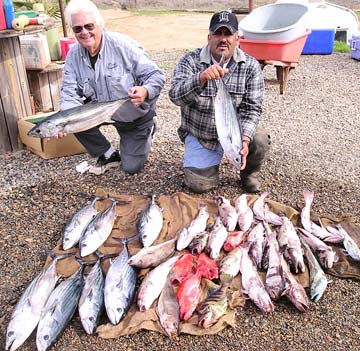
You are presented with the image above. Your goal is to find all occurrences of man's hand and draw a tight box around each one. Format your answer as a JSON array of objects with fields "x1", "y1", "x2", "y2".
[
  {"x1": 128, "y1": 86, "x2": 148, "y2": 107},
  {"x1": 240, "y1": 139, "x2": 250, "y2": 171},
  {"x1": 199, "y1": 65, "x2": 229, "y2": 88},
  {"x1": 53, "y1": 132, "x2": 67, "y2": 139}
]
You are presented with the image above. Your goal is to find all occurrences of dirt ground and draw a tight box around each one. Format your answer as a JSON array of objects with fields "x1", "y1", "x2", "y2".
[{"x1": 99, "y1": 9, "x2": 240, "y2": 52}]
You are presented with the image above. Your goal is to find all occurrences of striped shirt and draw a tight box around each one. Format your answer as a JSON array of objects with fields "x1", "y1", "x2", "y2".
[{"x1": 169, "y1": 45, "x2": 264, "y2": 151}]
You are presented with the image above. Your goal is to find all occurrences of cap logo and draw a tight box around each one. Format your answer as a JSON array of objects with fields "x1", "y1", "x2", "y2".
[{"x1": 218, "y1": 12, "x2": 230, "y2": 23}]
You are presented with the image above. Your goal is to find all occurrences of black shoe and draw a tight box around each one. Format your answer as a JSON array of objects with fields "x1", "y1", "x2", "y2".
[
  {"x1": 240, "y1": 174, "x2": 261, "y2": 193},
  {"x1": 89, "y1": 151, "x2": 121, "y2": 175}
]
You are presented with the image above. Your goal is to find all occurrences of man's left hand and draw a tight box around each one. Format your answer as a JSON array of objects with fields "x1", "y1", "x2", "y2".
[
  {"x1": 240, "y1": 140, "x2": 250, "y2": 170},
  {"x1": 128, "y1": 86, "x2": 148, "y2": 107}
]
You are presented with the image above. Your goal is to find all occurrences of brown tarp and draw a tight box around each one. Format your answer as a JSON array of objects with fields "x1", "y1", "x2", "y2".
[{"x1": 48, "y1": 190, "x2": 360, "y2": 338}]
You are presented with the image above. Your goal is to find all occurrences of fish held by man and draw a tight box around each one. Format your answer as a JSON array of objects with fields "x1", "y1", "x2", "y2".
[{"x1": 27, "y1": 99, "x2": 127, "y2": 138}]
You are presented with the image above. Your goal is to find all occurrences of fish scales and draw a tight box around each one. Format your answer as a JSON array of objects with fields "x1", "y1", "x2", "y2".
[
  {"x1": 27, "y1": 100, "x2": 127, "y2": 138},
  {"x1": 36, "y1": 267, "x2": 84, "y2": 351}
]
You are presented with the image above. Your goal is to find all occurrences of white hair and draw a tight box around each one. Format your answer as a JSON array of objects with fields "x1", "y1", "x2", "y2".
[{"x1": 65, "y1": 0, "x2": 105, "y2": 28}]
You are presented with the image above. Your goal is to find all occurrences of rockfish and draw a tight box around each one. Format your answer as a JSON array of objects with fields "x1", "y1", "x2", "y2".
[
  {"x1": 188, "y1": 231, "x2": 209, "y2": 255},
  {"x1": 234, "y1": 194, "x2": 254, "y2": 232},
  {"x1": 253, "y1": 192, "x2": 283, "y2": 225},
  {"x1": 215, "y1": 196, "x2": 238, "y2": 231},
  {"x1": 176, "y1": 204, "x2": 209, "y2": 251},
  {"x1": 205, "y1": 216, "x2": 228, "y2": 260},
  {"x1": 223, "y1": 230, "x2": 246, "y2": 252},
  {"x1": 137, "y1": 194, "x2": 163, "y2": 248},
  {"x1": 27, "y1": 99, "x2": 127, "y2": 138},
  {"x1": 247, "y1": 222, "x2": 265, "y2": 269}
]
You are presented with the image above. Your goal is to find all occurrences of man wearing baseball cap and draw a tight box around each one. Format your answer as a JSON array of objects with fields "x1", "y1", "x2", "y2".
[{"x1": 169, "y1": 11, "x2": 270, "y2": 193}]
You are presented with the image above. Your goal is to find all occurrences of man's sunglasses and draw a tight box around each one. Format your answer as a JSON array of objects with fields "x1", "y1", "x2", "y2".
[{"x1": 72, "y1": 23, "x2": 95, "y2": 34}]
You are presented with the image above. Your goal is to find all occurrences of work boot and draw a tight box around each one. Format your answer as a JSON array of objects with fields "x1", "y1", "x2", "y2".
[
  {"x1": 240, "y1": 174, "x2": 261, "y2": 193},
  {"x1": 184, "y1": 166, "x2": 219, "y2": 193},
  {"x1": 89, "y1": 151, "x2": 121, "y2": 175}
]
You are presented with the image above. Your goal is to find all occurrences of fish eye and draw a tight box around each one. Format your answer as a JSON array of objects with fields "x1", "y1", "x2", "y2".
[
  {"x1": 44, "y1": 335, "x2": 49, "y2": 340},
  {"x1": 89, "y1": 316, "x2": 94, "y2": 321},
  {"x1": 8, "y1": 331, "x2": 14, "y2": 337}
]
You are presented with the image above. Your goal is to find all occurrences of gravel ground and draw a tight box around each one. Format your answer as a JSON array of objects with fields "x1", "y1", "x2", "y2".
[{"x1": 1, "y1": 3, "x2": 360, "y2": 351}]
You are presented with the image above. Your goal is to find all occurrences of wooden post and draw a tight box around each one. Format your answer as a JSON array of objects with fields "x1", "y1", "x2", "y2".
[
  {"x1": 59, "y1": 0, "x2": 68, "y2": 38},
  {"x1": 249, "y1": 0, "x2": 254, "y2": 12}
]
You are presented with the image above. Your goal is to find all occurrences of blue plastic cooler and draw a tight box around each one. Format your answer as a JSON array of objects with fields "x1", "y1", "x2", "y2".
[
  {"x1": 350, "y1": 33, "x2": 360, "y2": 61},
  {"x1": 302, "y1": 29, "x2": 335, "y2": 55}
]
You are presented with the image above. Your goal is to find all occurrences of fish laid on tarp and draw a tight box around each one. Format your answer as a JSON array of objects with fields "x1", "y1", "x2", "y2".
[
  {"x1": 301, "y1": 240, "x2": 328, "y2": 302},
  {"x1": 223, "y1": 230, "x2": 246, "y2": 252},
  {"x1": 62, "y1": 197, "x2": 100, "y2": 251},
  {"x1": 79, "y1": 199, "x2": 117, "y2": 257},
  {"x1": 277, "y1": 214, "x2": 305, "y2": 274},
  {"x1": 215, "y1": 196, "x2": 238, "y2": 231},
  {"x1": 137, "y1": 256, "x2": 179, "y2": 311},
  {"x1": 27, "y1": 99, "x2": 127, "y2": 138},
  {"x1": 5, "y1": 253, "x2": 70, "y2": 351},
  {"x1": 176, "y1": 205, "x2": 209, "y2": 251},
  {"x1": 188, "y1": 231, "x2": 209, "y2": 255},
  {"x1": 197, "y1": 279, "x2": 231, "y2": 328},
  {"x1": 280, "y1": 257, "x2": 310, "y2": 312},
  {"x1": 253, "y1": 192, "x2": 283, "y2": 225},
  {"x1": 247, "y1": 222, "x2": 265, "y2": 269},
  {"x1": 239, "y1": 245, "x2": 274, "y2": 313},
  {"x1": 104, "y1": 243, "x2": 137, "y2": 325},
  {"x1": 196, "y1": 253, "x2": 219, "y2": 280},
  {"x1": 333, "y1": 224, "x2": 360, "y2": 261},
  {"x1": 78, "y1": 260, "x2": 104, "y2": 335},
  {"x1": 219, "y1": 246, "x2": 242, "y2": 279},
  {"x1": 36, "y1": 266, "x2": 84, "y2": 351},
  {"x1": 205, "y1": 216, "x2": 228, "y2": 260},
  {"x1": 169, "y1": 252, "x2": 197, "y2": 286},
  {"x1": 128, "y1": 238, "x2": 176, "y2": 268},
  {"x1": 137, "y1": 195, "x2": 164, "y2": 248},
  {"x1": 214, "y1": 78, "x2": 243, "y2": 168},
  {"x1": 156, "y1": 278, "x2": 180, "y2": 337},
  {"x1": 234, "y1": 194, "x2": 254, "y2": 232}
]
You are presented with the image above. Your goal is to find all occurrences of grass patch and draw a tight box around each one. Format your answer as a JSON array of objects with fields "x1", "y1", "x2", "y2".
[{"x1": 333, "y1": 41, "x2": 350, "y2": 53}]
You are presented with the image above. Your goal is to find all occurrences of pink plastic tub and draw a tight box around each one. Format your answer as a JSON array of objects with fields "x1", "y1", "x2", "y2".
[
  {"x1": 60, "y1": 38, "x2": 76, "y2": 61},
  {"x1": 239, "y1": 29, "x2": 311, "y2": 62}
]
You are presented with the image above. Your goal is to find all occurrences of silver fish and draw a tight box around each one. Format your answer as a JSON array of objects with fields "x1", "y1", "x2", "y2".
[
  {"x1": 36, "y1": 266, "x2": 84, "y2": 351},
  {"x1": 277, "y1": 214, "x2": 305, "y2": 274},
  {"x1": 137, "y1": 195, "x2": 164, "y2": 248},
  {"x1": 176, "y1": 204, "x2": 209, "y2": 251},
  {"x1": 205, "y1": 216, "x2": 228, "y2": 260},
  {"x1": 215, "y1": 196, "x2": 238, "y2": 231},
  {"x1": 78, "y1": 260, "x2": 104, "y2": 334},
  {"x1": 247, "y1": 222, "x2": 265, "y2": 269},
  {"x1": 214, "y1": 78, "x2": 243, "y2": 168},
  {"x1": 234, "y1": 194, "x2": 254, "y2": 232},
  {"x1": 27, "y1": 100, "x2": 127, "y2": 138},
  {"x1": 156, "y1": 278, "x2": 180, "y2": 337},
  {"x1": 104, "y1": 243, "x2": 137, "y2": 325},
  {"x1": 62, "y1": 197, "x2": 99, "y2": 251},
  {"x1": 253, "y1": 192, "x2": 283, "y2": 225},
  {"x1": 137, "y1": 256, "x2": 179, "y2": 311},
  {"x1": 301, "y1": 240, "x2": 328, "y2": 302},
  {"x1": 128, "y1": 238, "x2": 176, "y2": 268},
  {"x1": 5, "y1": 253, "x2": 70, "y2": 351},
  {"x1": 280, "y1": 256, "x2": 310, "y2": 312},
  {"x1": 80, "y1": 199, "x2": 117, "y2": 257}
]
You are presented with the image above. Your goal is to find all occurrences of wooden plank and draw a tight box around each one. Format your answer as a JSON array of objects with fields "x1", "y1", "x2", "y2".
[
  {"x1": 27, "y1": 71, "x2": 53, "y2": 112},
  {"x1": 0, "y1": 100, "x2": 12, "y2": 152},
  {"x1": 48, "y1": 70, "x2": 63, "y2": 111}
]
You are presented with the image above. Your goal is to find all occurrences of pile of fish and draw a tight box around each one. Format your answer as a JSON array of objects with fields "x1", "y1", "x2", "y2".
[{"x1": 6, "y1": 191, "x2": 360, "y2": 350}]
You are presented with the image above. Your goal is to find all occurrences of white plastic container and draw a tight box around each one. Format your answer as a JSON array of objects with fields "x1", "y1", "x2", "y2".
[
  {"x1": 239, "y1": 3, "x2": 309, "y2": 41},
  {"x1": 19, "y1": 33, "x2": 51, "y2": 70}
]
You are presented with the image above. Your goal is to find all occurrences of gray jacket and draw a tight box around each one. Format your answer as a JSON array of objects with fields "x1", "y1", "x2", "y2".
[{"x1": 60, "y1": 31, "x2": 165, "y2": 122}]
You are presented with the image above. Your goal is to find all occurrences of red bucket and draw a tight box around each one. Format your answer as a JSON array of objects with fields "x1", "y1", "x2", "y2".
[{"x1": 60, "y1": 38, "x2": 76, "y2": 61}]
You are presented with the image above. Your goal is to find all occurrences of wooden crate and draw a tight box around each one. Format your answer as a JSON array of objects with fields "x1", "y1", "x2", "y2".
[{"x1": 27, "y1": 62, "x2": 64, "y2": 113}]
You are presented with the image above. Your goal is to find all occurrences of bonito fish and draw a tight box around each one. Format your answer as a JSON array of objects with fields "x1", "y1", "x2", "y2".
[
  {"x1": 137, "y1": 194, "x2": 164, "y2": 248},
  {"x1": 214, "y1": 76, "x2": 243, "y2": 168},
  {"x1": 156, "y1": 278, "x2": 180, "y2": 337},
  {"x1": 62, "y1": 197, "x2": 100, "y2": 251},
  {"x1": 27, "y1": 99, "x2": 127, "y2": 138},
  {"x1": 80, "y1": 199, "x2": 117, "y2": 257},
  {"x1": 128, "y1": 238, "x2": 176, "y2": 268},
  {"x1": 78, "y1": 260, "x2": 104, "y2": 334},
  {"x1": 5, "y1": 253, "x2": 70, "y2": 351},
  {"x1": 215, "y1": 196, "x2": 238, "y2": 231},
  {"x1": 301, "y1": 240, "x2": 328, "y2": 302},
  {"x1": 36, "y1": 266, "x2": 84, "y2": 351},
  {"x1": 176, "y1": 205, "x2": 209, "y2": 251},
  {"x1": 104, "y1": 242, "x2": 137, "y2": 325},
  {"x1": 234, "y1": 194, "x2": 254, "y2": 232},
  {"x1": 277, "y1": 214, "x2": 305, "y2": 274},
  {"x1": 137, "y1": 256, "x2": 179, "y2": 311}
]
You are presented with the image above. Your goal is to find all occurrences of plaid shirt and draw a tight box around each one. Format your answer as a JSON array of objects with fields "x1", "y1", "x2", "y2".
[{"x1": 169, "y1": 45, "x2": 264, "y2": 151}]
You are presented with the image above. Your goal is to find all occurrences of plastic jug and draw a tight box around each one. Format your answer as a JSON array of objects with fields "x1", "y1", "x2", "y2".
[
  {"x1": 60, "y1": 37, "x2": 76, "y2": 61},
  {"x1": 3, "y1": 0, "x2": 15, "y2": 29},
  {"x1": 46, "y1": 27, "x2": 61, "y2": 60}
]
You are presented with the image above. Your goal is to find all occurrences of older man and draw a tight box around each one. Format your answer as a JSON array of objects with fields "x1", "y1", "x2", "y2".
[
  {"x1": 60, "y1": 0, "x2": 165, "y2": 175},
  {"x1": 169, "y1": 11, "x2": 270, "y2": 193}
]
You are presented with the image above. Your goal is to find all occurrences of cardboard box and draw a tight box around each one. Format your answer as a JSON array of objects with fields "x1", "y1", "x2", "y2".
[{"x1": 17, "y1": 112, "x2": 86, "y2": 159}]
